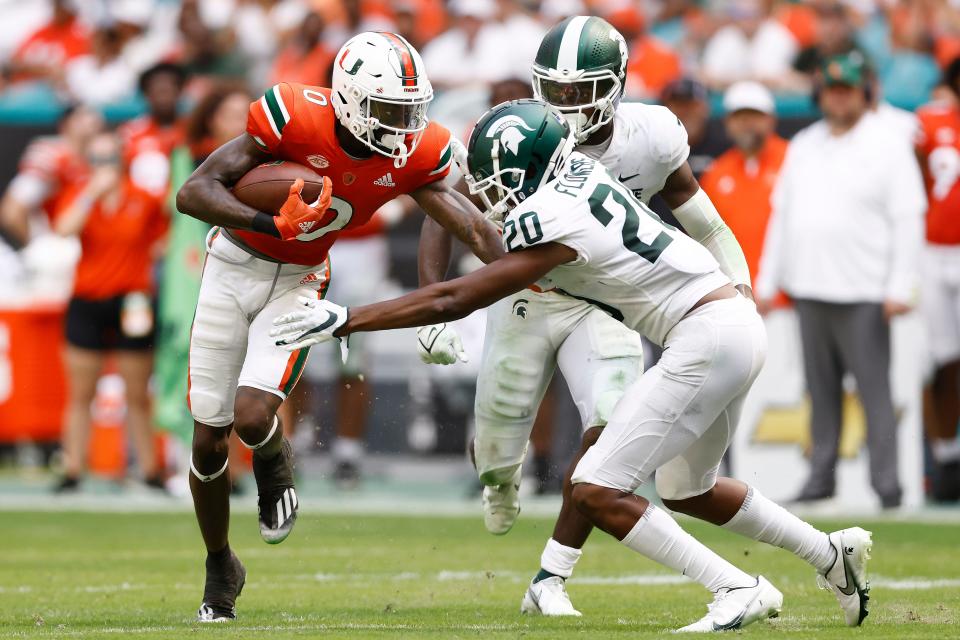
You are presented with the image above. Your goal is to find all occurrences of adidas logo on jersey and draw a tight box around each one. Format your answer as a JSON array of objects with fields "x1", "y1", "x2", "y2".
[{"x1": 374, "y1": 172, "x2": 396, "y2": 187}]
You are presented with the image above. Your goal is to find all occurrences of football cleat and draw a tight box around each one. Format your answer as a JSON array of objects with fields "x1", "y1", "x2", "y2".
[
  {"x1": 675, "y1": 576, "x2": 782, "y2": 633},
  {"x1": 482, "y1": 467, "x2": 521, "y2": 535},
  {"x1": 817, "y1": 527, "x2": 873, "y2": 626},
  {"x1": 520, "y1": 576, "x2": 582, "y2": 616},
  {"x1": 197, "y1": 550, "x2": 246, "y2": 622},
  {"x1": 253, "y1": 438, "x2": 298, "y2": 544}
]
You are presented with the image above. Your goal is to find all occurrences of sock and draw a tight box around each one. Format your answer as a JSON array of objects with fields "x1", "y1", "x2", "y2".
[
  {"x1": 622, "y1": 505, "x2": 754, "y2": 592},
  {"x1": 723, "y1": 486, "x2": 835, "y2": 574},
  {"x1": 538, "y1": 538, "x2": 582, "y2": 580},
  {"x1": 332, "y1": 437, "x2": 364, "y2": 462},
  {"x1": 932, "y1": 437, "x2": 960, "y2": 463}
]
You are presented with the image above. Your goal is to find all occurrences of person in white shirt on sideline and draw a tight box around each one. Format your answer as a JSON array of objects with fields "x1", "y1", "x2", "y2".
[{"x1": 756, "y1": 52, "x2": 927, "y2": 509}]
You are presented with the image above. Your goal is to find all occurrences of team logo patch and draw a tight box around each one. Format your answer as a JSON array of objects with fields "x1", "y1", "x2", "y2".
[
  {"x1": 306, "y1": 154, "x2": 329, "y2": 169},
  {"x1": 486, "y1": 116, "x2": 535, "y2": 156},
  {"x1": 343, "y1": 172, "x2": 356, "y2": 185},
  {"x1": 512, "y1": 298, "x2": 529, "y2": 319},
  {"x1": 373, "y1": 172, "x2": 395, "y2": 187}
]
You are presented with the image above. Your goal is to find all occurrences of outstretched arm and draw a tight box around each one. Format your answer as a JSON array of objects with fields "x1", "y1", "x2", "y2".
[
  {"x1": 270, "y1": 243, "x2": 576, "y2": 352},
  {"x1": 175, "y1": 134, "x2": 278, "y2": 235},
  {"x1": 412, "y1": 180, "x2": 504, "y2": 279}
]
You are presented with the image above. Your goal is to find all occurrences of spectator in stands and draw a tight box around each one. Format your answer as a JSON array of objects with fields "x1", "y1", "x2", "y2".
[
  {"x1": 0, "y1": 105, "x2": 102, "y2": 250},
  {"x1": 700, "y1": 0, "x2": 799, "y2": 90},
  {"x1": 175, "y1": 0, "x2": 248, "y2": 86},
  {"x1": 268, "y1": 11, "x2": 335, "y2": 88},
  {"x1": 607, "y1": 4, "x2": 683, "y2": 101},
  {"x1": 915, "y1": 57, "x2": 960, "y2": 502},
  {"x1": 790, "y1": 2, "x2": 863, "y2": 91},
  {"x1": 51, "y1": 131, "x2": 169, "y2": 493},
  {"x1": 233, "y1": 0, "x2": 309, "y2": 90},
  {"x1": 3, "y1": 0, "x2": 89, "y2": 88},
  {"x1": 659, "y1": 77, "x2": 725, "y2": 178},
  {"x1": 421, "y1": 0, "x2": 507, "y2": 89},
  {"x1": 155, "y1": 83, "x2": 253, "y2": 490},
  {"x1": 120, "y1": 63, "x2": 187, "y2": 197},
  {"x1": 756, "y1": 53, "x2": 927, "y2": 509},
  {"x1": 700, "y1": 81, "x2": 787, "y2": 288},
  {"x1": 64, "y1": 25, "x2": 136, "y2": 107}
]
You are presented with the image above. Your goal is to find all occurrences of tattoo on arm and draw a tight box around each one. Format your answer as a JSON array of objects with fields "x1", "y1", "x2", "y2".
[
  {"x1": 413, "y1": 180, "x2": 505, "y2": 265},
  {"x1": 175, "y1": 134, "x2": 275, "y2": 233}
]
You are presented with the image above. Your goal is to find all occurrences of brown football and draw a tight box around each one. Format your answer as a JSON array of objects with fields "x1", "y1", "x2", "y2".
[{"x1": 232, "y1": 160, "x2": 326, "y2": 214}]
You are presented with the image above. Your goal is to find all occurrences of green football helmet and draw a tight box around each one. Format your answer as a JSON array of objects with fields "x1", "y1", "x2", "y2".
[
  {"x1": 466, "y1": 99, "x2": 576, "y2": 220},
  {"x1": 532, "y1": 15, "x2": 628, "y2": 143}
]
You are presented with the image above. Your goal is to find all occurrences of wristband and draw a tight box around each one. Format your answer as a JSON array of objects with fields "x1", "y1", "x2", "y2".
[{"x1": 252, "y1": 212, "x2": 281, "y2": 238}]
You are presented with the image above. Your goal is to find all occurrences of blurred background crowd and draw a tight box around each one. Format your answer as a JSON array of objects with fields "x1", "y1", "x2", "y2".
[{"x1": 0, "y1": 0, "x2": 957, "y2": 511}]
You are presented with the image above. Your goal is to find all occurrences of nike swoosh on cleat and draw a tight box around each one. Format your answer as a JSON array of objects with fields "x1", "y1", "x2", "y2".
[
  {"x1": 712, "y1": 610, "x2": 746, "y2": 631},
  {"x1": 837, "y1": 553, "x2": 859, "y2": 597}
]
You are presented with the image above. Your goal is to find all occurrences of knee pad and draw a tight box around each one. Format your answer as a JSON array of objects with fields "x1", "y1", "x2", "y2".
[{"x1": 189, "y1": 388, "x2": 234, "y2": 428}]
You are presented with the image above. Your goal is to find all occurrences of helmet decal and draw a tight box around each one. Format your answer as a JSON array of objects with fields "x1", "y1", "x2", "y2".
[{"x1": 486, "y1": 116, "x2": 536, "y2": 156}]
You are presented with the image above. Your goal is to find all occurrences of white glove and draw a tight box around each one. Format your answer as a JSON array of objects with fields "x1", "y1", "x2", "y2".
[
  {"x1": 271, "y1": 296, "x2": 349, "y2": 363},
  {"x1": 416, "y1": 323, "x2": 468, "y2": 365}
]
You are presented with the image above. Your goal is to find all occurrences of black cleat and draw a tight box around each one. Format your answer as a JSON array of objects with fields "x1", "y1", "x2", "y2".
[
  {"x1": 197, "y1": 549, "x2": 246, "y2": 622},
  {"x1": 52, "y1": 475, "x2": 80, "y2": 494},
  {"x1": 333, "y1": 459, "x2": 362, "y2": 490},
  {"x1": 253, "y1": 438, "x2": 298, "y2": 544}
]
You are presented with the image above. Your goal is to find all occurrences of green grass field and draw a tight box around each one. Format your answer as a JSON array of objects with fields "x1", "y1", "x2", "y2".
[{"x1": 1, "y1": 510, "x2": 957, "y2": 639}]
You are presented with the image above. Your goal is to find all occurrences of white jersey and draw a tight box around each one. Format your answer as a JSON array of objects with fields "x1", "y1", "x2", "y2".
[
  {"x1": 578, "y1": 102, "x2": 690, "y2": 205},
  {"x1": 504, "y1": 152, "x2": 729, "y2": 345}
]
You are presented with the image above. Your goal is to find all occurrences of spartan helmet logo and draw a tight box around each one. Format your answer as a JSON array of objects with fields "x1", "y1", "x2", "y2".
[{"x1": 486, "y1": 115, "x2": 535, "y2": 156}]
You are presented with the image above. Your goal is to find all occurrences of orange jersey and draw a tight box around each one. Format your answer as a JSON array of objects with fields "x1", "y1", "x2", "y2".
[
  {"x1": 17, "y1": 136, "x2": 90, "y2": 220},
  {"x1": 119, "y1": 116, "x2": 184, "y2": 195},
  {"x1": 701, "y1": 135, "x2": 789, "y2": 303},
  {"x1": 917, "y1": 103, "x2": 960, "y2": 245},
  {"x1": 242, "y1": 83, "x2": 453, "y2": 265},
  {"x1": 56, "y1": 178, "x2": 168, "y2": 300},
  {"x1": 11, "y1": 17, "x2": 90, "y2": 82}
]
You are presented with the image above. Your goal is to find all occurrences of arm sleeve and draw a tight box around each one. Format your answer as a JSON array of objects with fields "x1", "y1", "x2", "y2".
[
  {"x1": 246, "y1": 83, "x2": 298, "y2": 153},
  {"x1": 884, "y1": 142, "x2": 927, "y2": 304},
  {"x1": 671, "y1": 188, "x2": 751, "y2": 286}
]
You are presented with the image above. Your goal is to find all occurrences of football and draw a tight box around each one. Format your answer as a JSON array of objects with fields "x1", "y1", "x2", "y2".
[{"x1": 232, "y1": 160, "x2": 326, "y2": 214}]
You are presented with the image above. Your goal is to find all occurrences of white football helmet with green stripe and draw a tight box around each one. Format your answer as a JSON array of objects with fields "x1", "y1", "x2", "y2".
[
  {"x1": 532, "y1": 16, "x2": 628, "y2": 143},
  {"x1": 332, "y1": 31, "x2": 433, "y2": 168}
]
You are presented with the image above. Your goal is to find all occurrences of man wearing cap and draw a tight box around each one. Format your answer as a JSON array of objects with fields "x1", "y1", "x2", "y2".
[
  {"x1": 701, "y1": 81, "x2": 787, "y2": 291},
  {"x1": 756, "y1": 53, "x2": 927, "y2": 508}
]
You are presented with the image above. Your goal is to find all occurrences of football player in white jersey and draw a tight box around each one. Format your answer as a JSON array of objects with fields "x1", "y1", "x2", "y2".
[
  {"x1": 272, "y1": 101, "x2": 874, "y2": 632},
  {"x1": 415, "y1": 16, "x2": 757, "y2": 615}
]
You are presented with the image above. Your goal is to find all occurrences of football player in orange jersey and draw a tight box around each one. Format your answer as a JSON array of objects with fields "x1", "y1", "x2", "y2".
[
  {"x1": 916, "y1": 58, "x2": 960, "y2": 502},
  {"x1": 175, "y1": 31, "x2": 503, "y2": 621}
]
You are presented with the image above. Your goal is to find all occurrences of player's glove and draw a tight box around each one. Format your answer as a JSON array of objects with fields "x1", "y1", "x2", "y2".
[
  {"x1": 416, "y1": 323, "x2": 468, "y2": 365},
  {"x1": 275, "y1": 177, "x2": 333, "y2": 241},
  {"x1": 271, "y1": 296, "x2": 349, "y2": 363}
]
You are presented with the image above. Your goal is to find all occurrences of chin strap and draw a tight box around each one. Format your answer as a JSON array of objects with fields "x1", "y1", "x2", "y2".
[
  {"x1": 239, "y1": 415, "x2": 280, "y2": 450},
  {"x1": 190, "y1": 456, "x2": 229, "y2": 483}
]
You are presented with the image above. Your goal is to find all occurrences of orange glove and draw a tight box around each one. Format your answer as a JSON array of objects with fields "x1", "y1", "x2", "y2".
[{"x1": 275, "y1": 177, "x2": 333, "y2": 241}]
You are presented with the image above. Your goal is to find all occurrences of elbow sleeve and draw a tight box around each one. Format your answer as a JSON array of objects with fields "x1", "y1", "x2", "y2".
[{"x1": 671, "y1": 189, "x2": 751, "y2": 287}]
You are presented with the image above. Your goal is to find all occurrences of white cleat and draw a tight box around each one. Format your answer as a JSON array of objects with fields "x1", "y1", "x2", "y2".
[
  {"x1": 482, "y1": 468, "x2": 521, "y2": 535},
  {"x1": 817, "y1": 527, "x2": 873, "y2": 626},
  {"x1": 520, "y1": 576, "x2": 582, "y2": 616},
  {"x1": 675, "y1": 576, "x2": 783, "y2": 633}
]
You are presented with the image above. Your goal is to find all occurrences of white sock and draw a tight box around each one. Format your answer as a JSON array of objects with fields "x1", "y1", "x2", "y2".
[
  {"x1": 332, "y1": 437, "x2": 364, "y2": 462},
  {"x1": 723, "y1": 486, "x2": 835, "y2": 574},
  {"x1": 622, "y1": 505, "x2": 754, "y2": 592},
  {"x1": 540, "y1": 538, "x2": 583, "y2": 579},
  {"x1": 932, "y1": 437, "x2": 960, "y2": 463}
]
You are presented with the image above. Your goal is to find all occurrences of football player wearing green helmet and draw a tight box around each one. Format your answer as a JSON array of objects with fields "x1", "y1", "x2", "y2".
[{"x1": 416, "y1": 16, "x2": 758, "y2": 615}]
